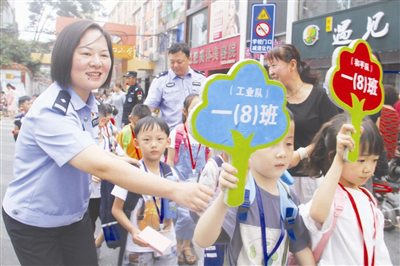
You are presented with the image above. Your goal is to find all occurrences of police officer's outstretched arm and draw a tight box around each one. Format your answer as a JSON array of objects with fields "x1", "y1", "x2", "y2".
[{"x1": 69, "y1": 144, "x2": 214, "y2": 212}]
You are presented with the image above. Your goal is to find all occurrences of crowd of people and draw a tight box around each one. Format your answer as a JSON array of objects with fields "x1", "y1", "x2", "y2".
[{"x1": 2, "y1": 20, "x2": 397, "y2": 266}]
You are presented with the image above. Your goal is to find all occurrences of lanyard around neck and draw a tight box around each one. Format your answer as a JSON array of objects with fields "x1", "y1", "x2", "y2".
[
  {"x1": 254, "y1": 179, "x2": 285, "y2": 266},
  {"x1": 142, "y1": 162, "x2": 164, "y2": 229},
  {"x1": 130, "y1": 124, "x2": 141, "y2": 159},
  {"x1": 338, "y1": 183, "x2": 376, "y2": 266},
  {"x1": 183, "y1": 124, "x2": 201, "y2": 171}
]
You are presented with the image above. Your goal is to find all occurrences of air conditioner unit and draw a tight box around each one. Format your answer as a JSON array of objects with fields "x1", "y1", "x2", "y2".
[{"x1": 149, "y1": 52, "x2": 160, "y2": 62}]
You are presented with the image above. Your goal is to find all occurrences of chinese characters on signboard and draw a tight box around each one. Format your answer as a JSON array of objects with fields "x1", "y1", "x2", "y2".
[
  {"x1": 332, "y1": 11, "x2": 389, "y2": 45},
  {"x1": 112, "y1": 44, "x2": 134, "y2": 59},
  {"x1": 190, "y1": 36, "x2": 240, "y2": 69}
]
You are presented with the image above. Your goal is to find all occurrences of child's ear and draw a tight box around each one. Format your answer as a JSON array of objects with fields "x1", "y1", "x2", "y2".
[
  {"x1": 166, "y1": 137, "x2": 171, "y2": 147},
  {"x1": 134, "y1": 138, "x2": 140, "y2": 148}
]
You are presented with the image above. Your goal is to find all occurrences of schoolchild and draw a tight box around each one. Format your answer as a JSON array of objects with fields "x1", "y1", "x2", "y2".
[
  {"x1": 13, "y1": 95, "x2": 32, "y2": 141},
  {"x1": 166, "y1": 93, "x2": 209, "y2": 265},
  {"x1": 112, "y1": 116, "x2": 179, "y2": 266},
  {"x1": 299, "y1": 113, "x2": 392, "y2": 265},
  {"x1": 193, "y1": 112, "x2": 315, "y2": 266},
  {"x1": 89, "y1": 102, "x2": 128, "y2": 258},
  {"x1": 117, "y1": 104, "x2": 152, "y2": 159},
  {"x1": 193, "y1": 149, "x2": 231, "y2": 266}
]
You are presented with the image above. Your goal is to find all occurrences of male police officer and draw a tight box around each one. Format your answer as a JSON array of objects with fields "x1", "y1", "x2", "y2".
[
  {"x1": 144, "y1": 43, "x2": 205, "y2": 130},
  {"x1": 122, "y1": 71, "x2": 144, "y2": 126}
]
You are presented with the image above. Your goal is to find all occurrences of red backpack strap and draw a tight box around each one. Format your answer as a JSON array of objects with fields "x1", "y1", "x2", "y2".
[
  {"x1": 174, "y1": 124, "x2": 186, "y2": 163},
  {"x1": 205, "y1": 147, "x2": 210, "y2": 161},
  {"x1": 313, "y1": 185, "x2": 345, "y2": 263}
]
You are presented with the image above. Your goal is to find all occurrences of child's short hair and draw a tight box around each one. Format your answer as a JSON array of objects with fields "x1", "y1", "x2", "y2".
[
  {"x1": 130, "y1": 104, "x2": 151, "y2": 120},
  {"x1": 307, "y1": 113, "x2": 383, "y2": 177},
  {"x1": 18, "y1": 96, "x2": 31, "y2": 106},
  {"x1": 134, "y1": 116, "x2": 170, "y2": 137}
]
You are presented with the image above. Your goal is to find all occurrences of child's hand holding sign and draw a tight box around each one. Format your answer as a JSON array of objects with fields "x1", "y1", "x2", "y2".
[{"x1": 189, "y1": 59, "x2": 290, "y2": 207}]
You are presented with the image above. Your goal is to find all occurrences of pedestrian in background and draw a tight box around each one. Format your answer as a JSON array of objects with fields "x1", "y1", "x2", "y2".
[
  {"x1": 6, "y1": 83, "x2": 17, "y2": 121},
  {"x1": 2, "y1": 20, "x2": 213, "y2": 266},
  {"x1": 122, "y1": 71, "x2": 144, "y2": 126},
  {"x1": 145, "y1": 42, "x2": 205, "y2": 130},
  {"x1": 13, "y1": 95, "x2": 32, "y2": 141},
  {"x1": 107, "y1": 81, "x2": 125, "y2": 131},
  {"x1": 266, "y1": 44, "x2": 339, "y2": 203}
]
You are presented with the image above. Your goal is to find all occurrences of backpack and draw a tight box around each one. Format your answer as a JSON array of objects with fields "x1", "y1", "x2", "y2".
[
  {"x1": 238, "y1": 174, "x2": 299, "y2": 241},
  {"x1": 173, "y1": 124, "x2": 210, "y2": 163},
  {"x1": 100, "y1": 162, "x2": 174, "y2": 249},
  {"x1": 288, "y1": 185, "x2": 358, "y2": 265}
]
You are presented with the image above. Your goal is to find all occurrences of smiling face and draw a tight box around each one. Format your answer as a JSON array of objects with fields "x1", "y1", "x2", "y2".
[
  {"x1": 267, "y1": 58, "x2": 294, "y2": 87},
  {"x1": 70, "y1": 28, "x2": 112, "y2": 100},
  {"x1": 250, "y1": 120, "x2": 295, "y2": 180}
]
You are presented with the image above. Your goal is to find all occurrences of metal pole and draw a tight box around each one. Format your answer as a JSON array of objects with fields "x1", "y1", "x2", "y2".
[{"x1": 259, "y1": 0, "x2": 267, "y2": 66}]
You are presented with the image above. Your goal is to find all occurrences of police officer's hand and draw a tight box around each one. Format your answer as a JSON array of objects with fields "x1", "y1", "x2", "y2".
[{"x1": 172, "y1": 182, "x2": 214, "y2": 212}]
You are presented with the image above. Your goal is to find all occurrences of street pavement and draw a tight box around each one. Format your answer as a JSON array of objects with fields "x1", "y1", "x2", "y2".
[{"x1": 1, "y1": 116, "x2": 399, "y2": 265}]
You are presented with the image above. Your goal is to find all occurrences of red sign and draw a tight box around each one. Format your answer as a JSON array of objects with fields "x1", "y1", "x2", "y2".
[
  {"x1": 331, "y1": 40, "x2": 383, "y2": 112},
  {"x1": 190, "y1": 36, "x2": 240, "y2": 72},
  {"x1": 328, "y1": 39, "x2": 384, "y2": 162}
]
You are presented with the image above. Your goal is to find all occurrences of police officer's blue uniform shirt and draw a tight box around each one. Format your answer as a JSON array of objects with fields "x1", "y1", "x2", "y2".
[
  {"x1": 144, "y1": 66, "x2": 205, "y2": 129},
  {"x1": 2, "y1": 82, "x2": 100, "y2": 227}
]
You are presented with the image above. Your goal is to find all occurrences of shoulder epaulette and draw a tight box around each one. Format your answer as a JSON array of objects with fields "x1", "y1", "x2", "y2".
[
  {"x1": 155, "y1": 70, "x2": 168, "y2": 78},
  {"x1": 193, "y1": 69, "x2": 205, "y2": 76},
  {"x1": 52, "y1": 90, "x2": 71, "y2": 115}
]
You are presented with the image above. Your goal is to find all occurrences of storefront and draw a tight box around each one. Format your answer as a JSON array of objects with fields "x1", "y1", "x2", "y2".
[
  {"x1": 292, "y1": 0, "x2": 399, "y2": 89},
  {"x1": 190, "y1": 36, "x2": 240, "y2": 76}
]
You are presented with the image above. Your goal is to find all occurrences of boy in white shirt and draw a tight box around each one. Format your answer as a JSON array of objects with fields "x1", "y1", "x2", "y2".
[{"x1": 112, "y1": 116, "x2": 178, "y2": 265}]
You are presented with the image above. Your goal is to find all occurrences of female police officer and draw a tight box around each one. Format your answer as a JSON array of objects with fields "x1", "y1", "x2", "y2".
[{"x1": 2, "y1": 20, "x2": 213, "y2": 265}]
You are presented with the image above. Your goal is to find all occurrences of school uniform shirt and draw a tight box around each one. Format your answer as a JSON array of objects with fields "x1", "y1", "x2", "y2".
[
  {"x1": 3, "y1": 82, "x2": 99, "y2": 227},
  {"x1": 144, "y1": 67, "x2": 205, "y2": 129},
  {"x1": 299, "y1": 187, "x2": 392, "y2": 265},
  {"x1": 216, "y1": 186, "x2": 310, "y2": 265},
  {"x1": 111, "y1": 162, "x2": 178, "y2": 254}
]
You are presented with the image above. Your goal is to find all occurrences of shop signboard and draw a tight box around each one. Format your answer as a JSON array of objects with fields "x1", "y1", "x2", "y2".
[{"x1": 292, "y1": 1, "x2": 399, "y2": 60}]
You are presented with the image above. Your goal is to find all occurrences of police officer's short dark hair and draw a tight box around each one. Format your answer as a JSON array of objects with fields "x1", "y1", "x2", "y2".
[
  {"x1": 168, "y1": 43, "x2": 190, "y2": 58},
  {"x1": 51, "y1": 20, "x2": 114, "y2": 90}
]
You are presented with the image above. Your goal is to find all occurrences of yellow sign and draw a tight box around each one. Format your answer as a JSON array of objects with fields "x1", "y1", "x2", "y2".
[
  {"x1": 112, "y1": 44, "x2": 134, "y2": 59},
  {"x1": 257, "y1": 8, "x2": 270, "y2": 20},
  {"x1": 326, "y1": 17, "x2": 333, "y2": 32}
]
